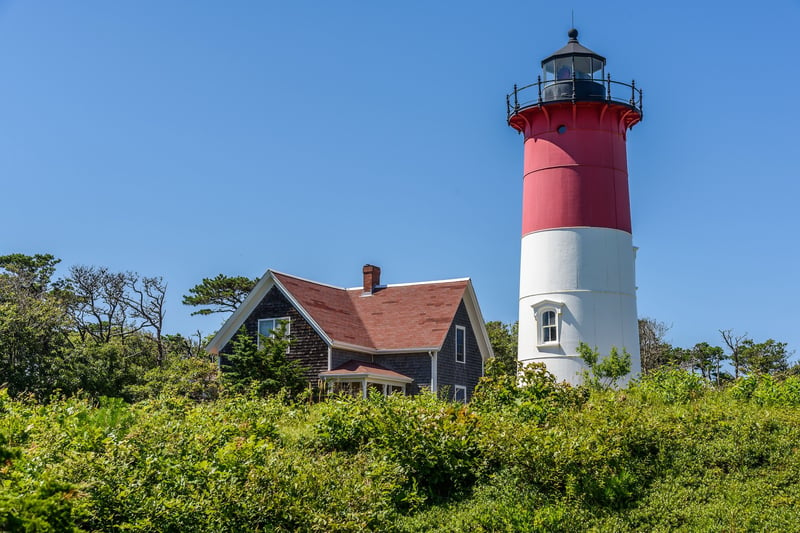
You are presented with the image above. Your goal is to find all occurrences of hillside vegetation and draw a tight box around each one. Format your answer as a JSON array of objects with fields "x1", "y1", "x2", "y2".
[{"x1": 2, "y1": 368, "x2": 800, "y2": 532}]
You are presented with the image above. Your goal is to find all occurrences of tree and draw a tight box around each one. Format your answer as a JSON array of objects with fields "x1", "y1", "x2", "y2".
[
  {"x1": 485, "y1": 321, "x2": 518, "y2": 376},
  {"x1": 182, "y1": 274, "x2": 257, "y2": 316},
  {"x1": 64, "y1": 266, "x2": 129, "y2": 344},
  {"x1": 739, "y1": 339, "x2": 790, "y2": 375},
  {"x1": 720, "y1": 329, "x2": 748, "y2": 379},
  {"x1": 64, "y1": 266, "x2": 167, "y2": 361},
  {"x1": 123, "y1": 274, "x2": 167, "y2": 363},
  {"x1": 689, "y1": 342, "x2": 725, "y2": 385},
  {"x1": 638, "y1": 318, "x2": 673, "y2": 374},
  {"x1": 222, "y1": 323, "x2": 307, "y2": 398},
  {"x1": 0, "y1": 253, "x2": 60, "y2": 295},
  {"x1": 578, "y1": 342, "x2": 631, "y2": 389},
  {"x1": 0, "y1": 254, "x2": 71, "y2": 398}
]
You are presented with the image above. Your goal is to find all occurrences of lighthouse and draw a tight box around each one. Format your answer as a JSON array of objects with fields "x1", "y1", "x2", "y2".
[{"x1": 507, "y1": 29, "x2": 643, "y2": 384}]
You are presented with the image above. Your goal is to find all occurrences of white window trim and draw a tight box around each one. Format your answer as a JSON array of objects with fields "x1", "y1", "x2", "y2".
[
  {"x1": 532, "y1": 300, "x2": 564, "y2": 348},
  {"x1": 257, "y1": 316, "x2": 291, "y2": 350},
  {"x1": 455, "y1": 325, "x2": 466, "y2": 364},
  {"x1": 454, "y1": 385, "x2": 467, "y2": 403}
]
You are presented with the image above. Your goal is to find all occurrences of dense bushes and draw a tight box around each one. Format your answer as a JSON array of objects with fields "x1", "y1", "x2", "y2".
[
  {"x1": 2, "y1": 369, "x2": 800, "y2": 531},
  {"x1": 314, "y1": 392, "x2": 482, "y2": 503}
]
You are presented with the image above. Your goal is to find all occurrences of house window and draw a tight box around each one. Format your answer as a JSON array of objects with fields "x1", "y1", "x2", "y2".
[
  {"x1": 257, "y1": 317, "x2": 290, "y2": 349},
  {"x1": 542, "y1": 310, "x2": 558, "y2": 343},
  {"x1": 455, "y1": 325, "x2": 466, "y2": 363},
  {"x1": 454, "y1": 385, "x2": 467, "y2": 403}
]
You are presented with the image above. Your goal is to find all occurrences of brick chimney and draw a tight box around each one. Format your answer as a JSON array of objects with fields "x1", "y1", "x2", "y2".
[{"x1": 362, "y1": 264, "x2": 381, "y2": 294}]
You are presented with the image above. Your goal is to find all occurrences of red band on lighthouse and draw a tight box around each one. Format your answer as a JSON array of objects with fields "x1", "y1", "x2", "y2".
[{"x1": 519, "y1": 102, "x2": 635, "y2": 235}]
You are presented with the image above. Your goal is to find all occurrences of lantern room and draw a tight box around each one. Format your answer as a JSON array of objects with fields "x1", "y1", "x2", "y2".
[{"x1": 541, "y1": 28, "x2": 606, "y2": 101}]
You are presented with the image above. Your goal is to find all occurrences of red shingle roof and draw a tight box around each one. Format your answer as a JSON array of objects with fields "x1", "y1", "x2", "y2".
[
  {"x1": 272, "y1": 271, "x2": 468, "y2": 352},
  {"x1": 319, "y1": 360, "x2": 413, "y2": 381}
]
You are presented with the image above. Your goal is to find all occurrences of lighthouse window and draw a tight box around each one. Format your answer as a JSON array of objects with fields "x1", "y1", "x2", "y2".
[
  {"x1": 542, "y1": 311, "x2": 558, "y2": 343},
  {"x1": 557, "y1": 125, "x2": 567, "y2": 134}
]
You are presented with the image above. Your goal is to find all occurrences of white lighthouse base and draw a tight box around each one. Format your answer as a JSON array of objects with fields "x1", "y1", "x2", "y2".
[{"x1": 518, "y1": 227, "x2": 641, "y2": 386}]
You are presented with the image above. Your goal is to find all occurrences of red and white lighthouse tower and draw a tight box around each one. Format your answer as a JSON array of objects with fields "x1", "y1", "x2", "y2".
[{"x1": 507, "y1": 29, "x2": 643, "y2": 384}]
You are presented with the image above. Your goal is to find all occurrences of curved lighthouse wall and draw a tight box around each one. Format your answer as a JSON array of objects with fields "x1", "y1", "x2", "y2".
[
  {"x1": 516, "y1": 102, "x2": 642, "y2": 384},
  {"x1": 518, "y1": 227, "x2": 641, "y2": 384}
]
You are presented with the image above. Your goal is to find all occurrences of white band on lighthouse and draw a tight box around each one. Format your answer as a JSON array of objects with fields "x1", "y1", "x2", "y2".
[{"x1": 517, "y1": 227, "x2": 641, "y2": 384}]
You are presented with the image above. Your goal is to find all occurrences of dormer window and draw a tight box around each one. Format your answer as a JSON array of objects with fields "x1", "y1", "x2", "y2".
[{"x1": 532, "y1": 301, "x2": 564, "y2": 347}]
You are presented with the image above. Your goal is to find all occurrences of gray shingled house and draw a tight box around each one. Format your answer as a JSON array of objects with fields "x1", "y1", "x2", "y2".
[{"x1": 205, "y1": 265, "x2": 493, "y2": 401}]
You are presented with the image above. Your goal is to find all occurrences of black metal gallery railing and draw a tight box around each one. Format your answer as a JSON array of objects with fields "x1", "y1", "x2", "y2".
[{"x1": 506, "y1": 74, "x2": 643, "y2": 121}]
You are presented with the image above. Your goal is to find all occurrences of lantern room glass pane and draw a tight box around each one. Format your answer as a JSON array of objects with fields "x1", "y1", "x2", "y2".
[
  {"x1": 543, "y1": 59, "x2": 555, "y2": 81},
  {"x1": 590, "y1": 57, "x2": 604, "y2": 80},
  {"x1": 573, "y1": 56, "x2": 591, "y2": 79},
  {"x1": 555, "y1": 58, "x2": 572, "y2": 80}
]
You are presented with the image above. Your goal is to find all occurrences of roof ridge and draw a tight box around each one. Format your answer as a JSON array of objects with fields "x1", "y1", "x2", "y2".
[
  {"x1": 270, "y1": 269, "x2": 347, "y2": 291},
  {"x1": 344, "y1": 277, "x2": 470, "y2": 291}
]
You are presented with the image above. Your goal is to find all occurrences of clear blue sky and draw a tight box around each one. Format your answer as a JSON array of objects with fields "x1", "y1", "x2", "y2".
[{"x1": 2, "y1": 2, "x2": 799, "y2": 359}]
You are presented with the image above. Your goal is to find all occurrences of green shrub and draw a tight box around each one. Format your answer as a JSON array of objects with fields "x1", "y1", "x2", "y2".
[
  {"x1": 314, "y1": 392, "x2": 482, "y2": 502},
  {"x1": 632, "y1": 367, "x2": 707, "y2": 404},
  {"x1": 471, "y1": 362, "x2": 586, "y2": 423}
]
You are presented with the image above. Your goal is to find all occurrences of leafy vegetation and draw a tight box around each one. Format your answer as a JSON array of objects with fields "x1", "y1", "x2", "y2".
[
  {"x1": 182, "y1": 274, "x2": 257, "y2": 316},
  {"x1": 3, "y1": 253, "x2": 800, "y2": 530},
  {"x1": 2, "y1": 369, "x2": 800, "y2": 531},
  {"x1": 223, "y1": 324, "x2": 307, "y2": 399}
]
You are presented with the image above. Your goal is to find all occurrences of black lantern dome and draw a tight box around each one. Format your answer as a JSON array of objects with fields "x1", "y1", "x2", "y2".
[{"x1": 541, "y1": 28, "x2": 606, "y2": 102}]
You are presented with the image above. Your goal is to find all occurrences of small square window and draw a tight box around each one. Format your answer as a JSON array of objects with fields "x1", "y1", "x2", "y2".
[{"x1": 455, "y1": 325, "x2": 466, "y2": 363}]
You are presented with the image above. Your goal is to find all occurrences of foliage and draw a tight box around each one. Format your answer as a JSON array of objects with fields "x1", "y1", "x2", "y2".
[
  {"x1": 688, "y1": 341, "x2": 726, "y2": 384},
  {"x1": 0, "y1": 256, "x2": 72, "y2": 398},
  {"x1": 182, "y1": 274, "x2": 257, "y2": 316},
  {"x1": 223, "y1": 325, "x2": 307, "y2": 398},
  {"x1": 125, "y1": 352, "x2": 220, "y2": 402},
  {"x1": 739, "y1": 338, "x2": 790, "y2": 375},
  {"x1": 63, "y1": 265, "x2": 167, "y2": 360},
  {"x1": 472, "y1": 361, "x2": 586, "y2": 423},
  {"x1": 314, "y1": 391, "x2": 483, "y2": 503},
  {"x1": 3, "y1": 378, "x2": 800, "y2": 530},
  {"x1": 0, "y1": 253, "x2": 61, "y2": 295},
  {"x1": 484, "y1": 321, "x2": 518, "y2": 376},
  {"x1": 578, "y1": 342, "x2": 632, "y2": 389},
  {"x1": 630, "y1": 366, "x2": 707, "y2": 404},
  {"x1": 730, "y1": 373, "x2": 800, "y2": 406}
]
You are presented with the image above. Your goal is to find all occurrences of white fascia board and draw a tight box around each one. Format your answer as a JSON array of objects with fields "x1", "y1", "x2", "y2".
[{"x1": 463, "y1": 280, "x2": 495, "y2": 362}]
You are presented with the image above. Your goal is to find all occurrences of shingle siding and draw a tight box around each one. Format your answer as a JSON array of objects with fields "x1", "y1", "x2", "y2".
[
  {"x1": 331, "y1": 349, "x2": 430, "y2": 395},
  {"x1": 437, "y1": 301, "x2": 483, "y2": 400},
  {"x1": 221, "y1": 287, "x2": 328, "y2": 383},
  {"x1": 372, "y1": 354, "x2": 430, "y2": 395}
]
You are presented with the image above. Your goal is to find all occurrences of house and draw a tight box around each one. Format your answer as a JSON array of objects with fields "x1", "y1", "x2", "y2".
[{"x1": 205, "y1": 265, "x2": 494, "y2": 401}]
